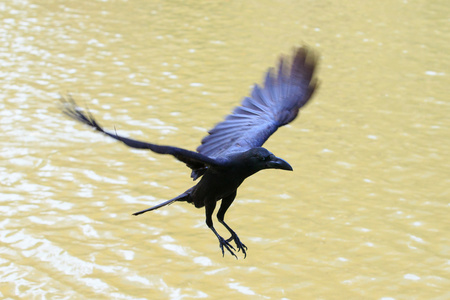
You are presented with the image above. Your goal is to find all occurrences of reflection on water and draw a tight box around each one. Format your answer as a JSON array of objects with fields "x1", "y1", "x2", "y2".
[{"x1": 1, "y1": 0, "x2": 449, "y2": 299}]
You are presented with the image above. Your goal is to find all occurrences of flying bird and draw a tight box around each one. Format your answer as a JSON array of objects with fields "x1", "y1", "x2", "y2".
[{"x1": 61, "y1": 47, "x2": 318, "y2": 258}]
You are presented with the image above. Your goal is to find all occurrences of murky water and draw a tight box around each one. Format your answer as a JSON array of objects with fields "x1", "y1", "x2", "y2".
[{"x1": 1, "y1": 0, "x2": 449, "y2": 299}]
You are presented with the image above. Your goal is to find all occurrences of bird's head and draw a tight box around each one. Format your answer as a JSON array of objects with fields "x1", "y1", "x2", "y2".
[{"x1": 242, "y1": 147, "x2": 293, "y2": 173}]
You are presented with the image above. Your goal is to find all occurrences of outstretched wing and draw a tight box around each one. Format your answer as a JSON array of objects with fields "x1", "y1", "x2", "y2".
[
  {"x1": 197, "y1": 47, "x2": 318, "y2": 158},
  {"x1": 61, "y1": 96, "x2": 222, "y2": 177}
]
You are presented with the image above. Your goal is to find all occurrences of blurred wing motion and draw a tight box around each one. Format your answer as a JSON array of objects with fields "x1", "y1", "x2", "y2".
[
  {"x1": 197, "y1": 47, "x2": 318, "y2": 158},
  {"x1": 60, "y1": 96, "x2": 222, "y2": 175}
]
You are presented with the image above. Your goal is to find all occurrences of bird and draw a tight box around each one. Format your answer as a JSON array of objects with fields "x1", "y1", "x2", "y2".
[{"x1": 61, "y1": 46, "x2": 318, "y2": 258}]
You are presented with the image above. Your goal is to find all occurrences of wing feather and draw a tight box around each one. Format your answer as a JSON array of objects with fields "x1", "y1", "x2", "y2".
[
  {"x1": 197, "y1": 46, "x2": 318, "y2": 157},
  {"x1": 60, "y1": 96, "x2": 221, "y2": 178}
]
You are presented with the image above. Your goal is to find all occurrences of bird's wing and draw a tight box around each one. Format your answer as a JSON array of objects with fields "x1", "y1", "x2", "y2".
[
  {"x1": 197, "y1": 47, "x2": 318, "y2": 158},
  {"x1": 61, "y1": 96, "x2": 222, "y2": 175}
]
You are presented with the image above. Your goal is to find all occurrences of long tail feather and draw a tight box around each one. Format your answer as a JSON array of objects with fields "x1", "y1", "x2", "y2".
[{"x1": 133, "y1": 191, "x2": 190, "y2": 216}]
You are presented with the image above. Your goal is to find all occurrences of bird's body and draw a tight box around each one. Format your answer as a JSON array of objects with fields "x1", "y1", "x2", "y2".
[
  {"x1": 190, "y1": 166, "x2": 243, "y2": 208},
  {"x1": 61, "y1": 47, "x2": 318, "y2": 258}
]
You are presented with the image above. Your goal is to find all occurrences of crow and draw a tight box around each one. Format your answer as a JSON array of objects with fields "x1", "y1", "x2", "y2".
[{"x1": 61, "y1": 46, "x2": 318, "y2": 258}]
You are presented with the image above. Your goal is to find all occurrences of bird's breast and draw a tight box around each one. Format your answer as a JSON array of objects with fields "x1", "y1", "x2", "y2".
[{"x1": 190, "y1": 170, "x2": 245, "y2": 207}]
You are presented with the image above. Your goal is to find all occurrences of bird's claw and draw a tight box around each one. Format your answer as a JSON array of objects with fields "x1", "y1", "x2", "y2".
[
  {"x1": 218, "y1": 236, "x2": 238, "y2": 259},
  {"x1": 226, "y1": 235, "x2": 248, "y2": 258}
]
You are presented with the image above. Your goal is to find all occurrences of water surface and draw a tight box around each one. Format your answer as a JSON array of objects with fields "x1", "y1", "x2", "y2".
[{"x1": 1, "y1": 0, "x2": 449, "y2": 299}]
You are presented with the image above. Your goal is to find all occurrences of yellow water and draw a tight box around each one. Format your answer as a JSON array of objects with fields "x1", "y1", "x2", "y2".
[{"x1": 1, "y1": 0, "x2": 449, "y2": 299}]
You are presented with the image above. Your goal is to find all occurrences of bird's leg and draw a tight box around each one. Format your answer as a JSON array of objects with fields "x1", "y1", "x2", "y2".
[
  {"x1": 205, "y1": 198, "x2": 237, "y2": 258},
  {"x1": 217, "y1": 192, "x2": 247, "y2": 258}
]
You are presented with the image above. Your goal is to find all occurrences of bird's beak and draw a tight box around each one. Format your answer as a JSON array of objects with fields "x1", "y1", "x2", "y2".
[{"x1": 266, "y1": 156, "x2": 293, "y2": 171}]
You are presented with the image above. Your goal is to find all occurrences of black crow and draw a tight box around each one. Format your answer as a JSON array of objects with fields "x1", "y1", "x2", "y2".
[{"x1": 61, "y1": 47, "x2": 318, "y2": 258}]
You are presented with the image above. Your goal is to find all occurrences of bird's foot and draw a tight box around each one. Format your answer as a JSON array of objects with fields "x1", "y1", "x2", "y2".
[
  {"x1": 218, "y1": 236, "x2": 238, "y2": 259},
  {"x1": 226, "y1": 235, "x2": 248, "y2": 258}
]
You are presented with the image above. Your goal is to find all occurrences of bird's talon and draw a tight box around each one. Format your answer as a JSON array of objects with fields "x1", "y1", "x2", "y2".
[
  {"x1": 225, "y1": 233, "x2": 247, "y2": 258},
  {"x1": 218, "y1": 236, "x2": 238, "y2": 258}
]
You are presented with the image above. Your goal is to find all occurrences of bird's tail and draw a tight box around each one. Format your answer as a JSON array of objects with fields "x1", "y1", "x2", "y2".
[{"x1": 132, "y1": 191, "x2": 191, "y2": 216}]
